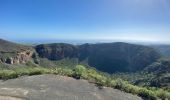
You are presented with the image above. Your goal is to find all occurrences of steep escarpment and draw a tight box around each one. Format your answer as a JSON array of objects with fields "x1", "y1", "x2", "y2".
[
  {"x1": 0, "y1": 39, "x2": 33, "y2": 64},
  {"x1": 35, "y1": 43, "x2": 78, "y2": 60},
  {"x1": 36, "y1": 42, "x2": 161, "y2": 73}
]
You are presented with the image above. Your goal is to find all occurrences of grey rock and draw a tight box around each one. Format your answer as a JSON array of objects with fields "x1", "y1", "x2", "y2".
[{"x1": 0, "y1": 75, "x2": 142, "y2": 100}]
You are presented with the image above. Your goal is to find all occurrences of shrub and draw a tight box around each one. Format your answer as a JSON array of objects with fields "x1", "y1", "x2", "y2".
[
  {"x1": 114, "y1": 79, "x2": 126, "y2": 90},
  {"x1": 95, "y1": 74, "x2": 107, "y2": 86},
  {"x1": 27, "y1": 67, "x2": 50, "y2": 75},
  {"x1": 59, "y1": 68, "x2": 73, "y2": 77},
  {"x1": 73, "y1": 65, "x2": 87, "y2": 79},
  {"x1": 14, "y1": 68, "x2": 30, "y2": 76},
  {"x1": 105, "y1": 77, "x2": 113, "y2": 87},
  {"x1": 122, "y1": 84, "x2": 140, "y2": 94},
  {"x1": 110, "y1": 80, "x2": 117, "y2": 88},
  {"x1": 138, "y1": 88, "x2": 157, "y2": 100},
  {"x1": 156, "y1": 89, "x2": 170, "y2": 100},
  {"x1": 0, "y1": 70, "x2": 18, "y2": 79}
]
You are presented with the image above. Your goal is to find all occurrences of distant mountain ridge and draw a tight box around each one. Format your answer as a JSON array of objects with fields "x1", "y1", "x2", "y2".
[
  {"x1": 35, "y1": 42, "x2": 161, "y2": 73},
  {"x1": 151, "y1": 45, "x2": 170, "y2": 57},
  {"x1": 0, "y1": 39, "x2": 162, "y2": 73}
]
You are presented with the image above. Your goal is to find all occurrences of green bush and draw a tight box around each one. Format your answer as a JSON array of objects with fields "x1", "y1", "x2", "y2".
[
  {"x1": 138, "y1": 88, "x2": 157, "y2": 100},
  {"x1": 0, "y1": 70, "x2": 18, "y2": 79},
  {"x1": 28, "y1": 67, "x2": 50, "y2": 75},
  {"x1": 122, "y1": 84, "x2": 140, "y2": 95},
  {"x1": 14, "y1": 68, "x2": 31, "y2": 76},
  {"x1": 95, "y1": 74, "x2": 107, "y2": 86},
  {"x1": 114, "y1": 79, "x2": 126, "y2": 90},
  {"x1": 156, "y1": 89, "x2": 170, "y2": 100},
  {"x1": 73, "y1": 65, "x2": 87, "y2": 79},
  {"x1": 54, "y1": 68, "x2": 73, "y2": 77},
  {"x1": 105, "y1": 77, "x2": 113, "y2": 87}
]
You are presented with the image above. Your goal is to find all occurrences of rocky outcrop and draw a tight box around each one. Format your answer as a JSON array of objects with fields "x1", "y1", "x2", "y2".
[
  {"x1": 0, "y1": 75, "x2": 142, "y2": 100},
  {"x1": 0, "y1": 38, "x2": 33, "y2": 64},
  {"x1": 0, "y1": 58, "x2": 2, "y2": 63},
  {"x1": 0, "y1": 50, "x2": 33, "y2": 64}
]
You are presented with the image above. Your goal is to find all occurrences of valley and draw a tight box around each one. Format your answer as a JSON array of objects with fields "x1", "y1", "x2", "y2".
[{"x1": 0, "y1": 38, "x2": 170, "y2": 100}]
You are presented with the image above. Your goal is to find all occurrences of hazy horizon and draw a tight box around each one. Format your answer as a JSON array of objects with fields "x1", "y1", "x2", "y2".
[
  {"x1": 1, "y1": 38, "x2": 169, "y2": 46},
  {"x1": 0, "y1": 0, "x2": 170, "y2": 43}
]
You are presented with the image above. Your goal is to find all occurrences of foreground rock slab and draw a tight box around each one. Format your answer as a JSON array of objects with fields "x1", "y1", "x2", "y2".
[{"x1": 0, "y1": 75, "x2": 142, "y2": 100}]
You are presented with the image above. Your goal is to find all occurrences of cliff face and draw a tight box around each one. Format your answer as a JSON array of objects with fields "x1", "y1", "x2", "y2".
[
  {"x1": 0, "y1": 50, "x2": 33, "y2": 64},
  {"x1": 35, "y1": 43, "x2": 78, "y2": 60}
]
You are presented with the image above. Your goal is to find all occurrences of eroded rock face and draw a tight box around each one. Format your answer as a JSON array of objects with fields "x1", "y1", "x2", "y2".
[
  {"x1": 35, "y1": 43, "x2": 78, "y2": 60},
  {"x1": 1, "y1": 50, "x2": 33, "y2": 64},
  {"x1": 0, "y1": 58, "x2": 2, "y2": 63}
]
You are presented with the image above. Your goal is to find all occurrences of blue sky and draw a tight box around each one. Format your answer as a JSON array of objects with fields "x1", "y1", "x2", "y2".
[{"x1": 0, "y1": 0, "x2": 170, "y2": 43}]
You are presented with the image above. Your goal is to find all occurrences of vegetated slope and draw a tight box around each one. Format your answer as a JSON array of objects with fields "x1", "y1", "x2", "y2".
[
  {"x1": 0, "y1": 74, "x2": 142, "y2": 100},
  {"x1": 151, "y1": 45, "x2": 170, "y2": 57},
  {"x1": 112, "y1": 58, "x2": 170, "y2": 91},
  {"x1": 143, "y1": 58, "x2": 170, "y2": 89},
  {"x1": 79, "y1": 43, "x2": 161, "y2": 73},
  {"x1": 36, "y1": 42, "x2": 161, "y2": 73},
  {"x1": 0, "y1": 39, "x2": 31, "y2": 52}
]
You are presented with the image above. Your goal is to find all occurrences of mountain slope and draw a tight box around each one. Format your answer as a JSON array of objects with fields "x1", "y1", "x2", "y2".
[
  {"x1": 36, "y1": 42, "x2": 161, "y2": 73},
  {"x1": 79, "y1": 43, "x2": 161, "y2": 73},
  {"x1": 151, "y1": 45, "x2": 170, "y2": 57},
  {"x1": 0, "y1": 39, "x2": 33, "y2": 64},
  {"x1": 0, "y1": 39, "x2": 31, "y2": 52}
]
